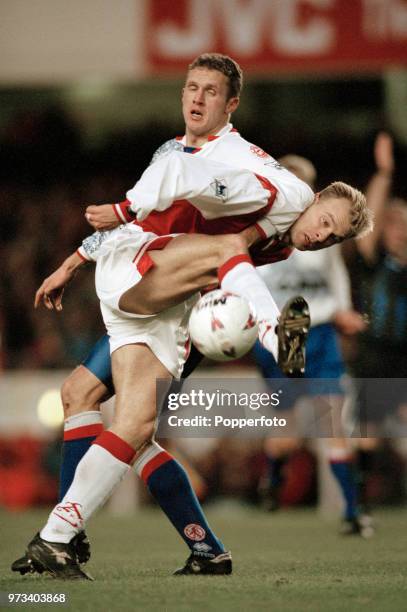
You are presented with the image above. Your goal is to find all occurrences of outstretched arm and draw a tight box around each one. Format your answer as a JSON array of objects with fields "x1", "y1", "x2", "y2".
[
  {"x1": 357, "y1": 131, "x2": 394, "y2": 262},
  {"x1": 34, "y1": 251, "x2": 89, "y2": 311}
]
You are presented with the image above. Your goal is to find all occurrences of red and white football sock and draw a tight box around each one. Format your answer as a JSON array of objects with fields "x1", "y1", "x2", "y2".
[
  {"x1": 218, "y1": 255, "x2": 280, "y2": 360},
  {"x1": 40, "y1": 431, "x2": 136, "y2": 543}
]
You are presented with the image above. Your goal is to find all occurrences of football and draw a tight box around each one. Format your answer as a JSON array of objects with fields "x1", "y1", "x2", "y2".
[{"x1": 188, "y1": 290, "x2": 258, "y2": 362}]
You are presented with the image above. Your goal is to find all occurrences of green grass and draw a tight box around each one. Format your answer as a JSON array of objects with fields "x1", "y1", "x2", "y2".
[{"x1": 0, "y1": 506, "x2": 406, "y2": 612}]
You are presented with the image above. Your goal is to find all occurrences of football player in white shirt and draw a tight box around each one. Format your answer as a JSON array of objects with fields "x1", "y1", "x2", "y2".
[{"x1": 16, "y1": 55, "x2": 372, "y2": 580}]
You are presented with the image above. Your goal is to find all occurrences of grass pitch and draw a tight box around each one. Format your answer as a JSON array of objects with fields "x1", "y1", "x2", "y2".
[{"x1": 1, "y1": 505, "x2": 406, "y2": 612}]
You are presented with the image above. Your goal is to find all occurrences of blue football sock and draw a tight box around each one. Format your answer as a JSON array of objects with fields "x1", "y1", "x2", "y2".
[
  {"x1": 330, "y1": 460, "x2": 359, "y2": 520},
  {"x1": 59, "y1": 411, "x2": 104, "y2": 500},
  {"x1": 136, "y1": 445, "x2": 225, "y2": 558}
]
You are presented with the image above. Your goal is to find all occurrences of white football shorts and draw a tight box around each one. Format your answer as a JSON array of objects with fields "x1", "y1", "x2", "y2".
[{"x1": 95, "y1": 224, "x2": 197, "y2": 378}]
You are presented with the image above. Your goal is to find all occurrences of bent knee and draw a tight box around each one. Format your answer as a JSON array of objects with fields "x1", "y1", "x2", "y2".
[
  {"x1": 61, "y1": 367, "x2": 107, "y2": 418},
  {"x1": 217, "y1": 233, "x2": 248, "y2": 260}
]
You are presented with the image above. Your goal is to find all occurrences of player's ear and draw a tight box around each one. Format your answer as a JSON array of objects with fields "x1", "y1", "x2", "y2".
[{"x1": 226, "y1": 96, "x2": 239, "y2": 114}]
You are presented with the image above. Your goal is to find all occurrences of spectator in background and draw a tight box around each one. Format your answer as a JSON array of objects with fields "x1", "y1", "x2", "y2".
[{"x1": 344, "y1": 133, "x2": 407, "y2": 510}]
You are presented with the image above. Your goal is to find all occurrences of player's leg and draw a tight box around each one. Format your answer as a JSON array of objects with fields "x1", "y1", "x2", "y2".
[
  {"x1": 120, "y1": 232, "x2": 309, "y2": 374},
  {"x1": 11, "y1": 335, "x2": 113, "y2": 576},
  {"x1": 133, "y1": 440, "x2": 231, "y2": 574},
  {"x1": 12, "y1": 343, "x2": 204, "y2": 577},
  {"x1": 305, "y1": 324, "x2": 370, "y2": 535},
  {"x1": 23, "y1": 308, "x2": 230, "y2": 579},
  {"x1": 323, "y1": 395, "x2": 359, "y2": 528},
  {"x1": 24, "y1": 344, "x2": 169, "y2": 579},
  {"x1": 354, "y1": 435, "x2": 380, "y2": 514},
  {"x1": 59, "y1": 334, "x2": 114, "y2": 499},
  {"x1": 252, "y1": 339, "x2": 301, "y2": 509},
  {"x1": 326, "y1": 437, "x2": 360, "y2": 528},
  {"x1": 260, "y1": 436, "x2": 299, "y2": 511},
  {"x1": 112, "y1": 343, "x2": 230, "y2": 573},
  {"x1": 118, "y1": 233, "x2": 246, "y2": 314}
]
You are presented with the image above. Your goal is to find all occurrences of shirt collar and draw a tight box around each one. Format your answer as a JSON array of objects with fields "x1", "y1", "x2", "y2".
[{"x1": 177, "y1": 123, "x2": 237, "y2": 146}]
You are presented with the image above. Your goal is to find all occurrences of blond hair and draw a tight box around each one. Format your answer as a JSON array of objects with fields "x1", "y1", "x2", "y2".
[{"x1": 319, "y1": 181, "x2": 374, "y2": 239}]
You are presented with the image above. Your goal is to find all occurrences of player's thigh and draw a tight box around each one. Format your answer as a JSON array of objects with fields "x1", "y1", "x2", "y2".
[
  {"x1": 119, "y1": 233, "x2": 246, "y2": 315},
  {"x1": 61, "y1": 365, "x2": 111, "y2": 417},
  {"x1": 81, "y1": 334, "x2": 114, "y2": 395},
  {"x1": 109, "y1": 343, "x2": 172, "y2": 446}
]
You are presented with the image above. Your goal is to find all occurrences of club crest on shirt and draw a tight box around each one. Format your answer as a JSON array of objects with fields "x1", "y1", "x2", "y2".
[
  {"x1": 250, "y1": 145, "x2": 270, "y2": 158},
  {"x1": 211, "y1": 178, "x2": 228, "y2": 201}
]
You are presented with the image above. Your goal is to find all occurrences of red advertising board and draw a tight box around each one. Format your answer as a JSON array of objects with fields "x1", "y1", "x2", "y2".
[{"x1": 146, "y1": 0, "x2": 407, "y2": 74}]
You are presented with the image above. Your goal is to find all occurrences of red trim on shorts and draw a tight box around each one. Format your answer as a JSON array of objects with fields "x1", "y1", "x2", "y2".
[
  {"x1": 218, "y1": 254, "x2": 253, "y2": 283},
  {"x1": 93, "y1": 431, "x2": 136, "y2": 465},
  {"x1": 329, "y1": 458, "x2": 352, "y2": 464},
  {"x1": 134, "y1": 235, "x2": 175, "y2": 276},
  {"x1": 64, "y1": 423, "x2": 104, "y2": 441},
  {"x1": 76, "y1": 249, "x2": 90, "y2": 263},
  {"x1": 146, "y1": 235, "x2": 174, "y2": 252},
  {"x1": 141, "y1": 451, "x2": 172, "y2": 483},
  {"x1": 137, "y1": 253, "x2": 154, "y2": 276},
  {"x1": 253, "y1": 222, "x2": 267, "y2": 240}
]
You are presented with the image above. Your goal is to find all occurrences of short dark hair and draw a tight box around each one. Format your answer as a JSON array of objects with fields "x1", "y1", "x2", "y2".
[{"x1": 188, "y1": 53, "x2": 243, "y2": 99}]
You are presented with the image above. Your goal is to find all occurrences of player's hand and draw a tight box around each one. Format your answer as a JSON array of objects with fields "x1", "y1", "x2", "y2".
[
  {"x1": 374, "y1": 132, "x2": 394, "y2": 176},
  {"x1": 34, "y1": 267, "x2": 75, "y2": 311},
  {"x1": 85, "y1": 204, "x2": 120, "y2": 230},
  {"x1": 333, "y1": 310, "x2": 367, "y2": 335}
]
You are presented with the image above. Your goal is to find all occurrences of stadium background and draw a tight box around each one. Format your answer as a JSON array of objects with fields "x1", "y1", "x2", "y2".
[{"x1": 0, "y1": 1, "x2": 406, "y2": 609}]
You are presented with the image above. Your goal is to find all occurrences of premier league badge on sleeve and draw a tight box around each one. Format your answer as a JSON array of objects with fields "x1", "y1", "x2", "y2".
[{"x1": 211, "y1": 178, "x2": 228, "y2": 201}]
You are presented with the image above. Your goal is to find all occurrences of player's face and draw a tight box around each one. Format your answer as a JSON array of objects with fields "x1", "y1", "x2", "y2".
[
  {"x1": 289, "y1": 196, "x2": 351, "y2": 251},
  {"x1": 182, "y1": 67, "x2": 239, "y2": 145}
]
